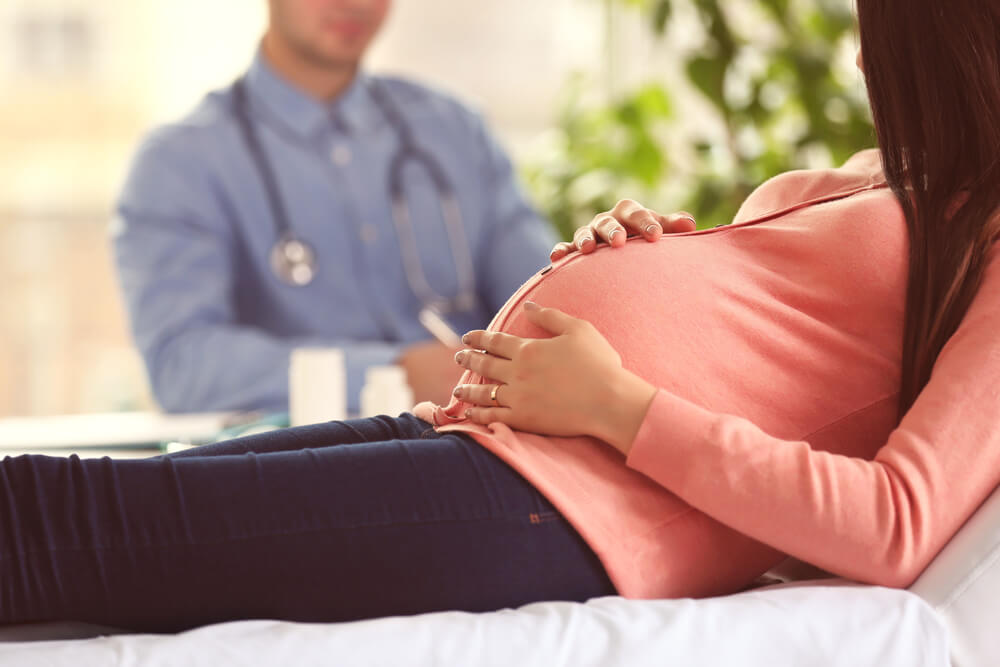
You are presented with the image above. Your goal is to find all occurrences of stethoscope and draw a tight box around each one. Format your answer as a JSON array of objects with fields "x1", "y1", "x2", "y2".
[{"x1": 231, "y1": 76, "x2": 478, "y2": 317}]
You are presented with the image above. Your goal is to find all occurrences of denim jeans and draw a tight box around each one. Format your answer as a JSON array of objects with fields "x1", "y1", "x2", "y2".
[{"x1": 0, "y1": 414, "x2": 615, "y2": 632}]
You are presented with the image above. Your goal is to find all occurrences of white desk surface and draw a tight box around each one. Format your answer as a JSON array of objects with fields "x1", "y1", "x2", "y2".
[{"x1": 0, "y1": 411, "x2": 235, "y2": 456}]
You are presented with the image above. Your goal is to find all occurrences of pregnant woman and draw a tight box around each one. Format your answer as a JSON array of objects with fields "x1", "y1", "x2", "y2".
[{"x1": 2, "y1": 0, "x2": 999, "y2": 631}]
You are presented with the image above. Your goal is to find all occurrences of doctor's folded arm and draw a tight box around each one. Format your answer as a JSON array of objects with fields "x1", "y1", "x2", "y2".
[{"x1": 112, "y1": 0, "x2": 556, "y2": 415}]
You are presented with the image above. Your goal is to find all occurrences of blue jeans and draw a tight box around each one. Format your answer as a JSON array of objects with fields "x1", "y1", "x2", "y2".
[{"x1": 0, "y1": 414, "x2": 614, "y2": 632}]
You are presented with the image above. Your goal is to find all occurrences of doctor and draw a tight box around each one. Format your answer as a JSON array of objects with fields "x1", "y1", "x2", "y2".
[{"x1": 114, "y1": 0, "x2": 556, "y2": 413}]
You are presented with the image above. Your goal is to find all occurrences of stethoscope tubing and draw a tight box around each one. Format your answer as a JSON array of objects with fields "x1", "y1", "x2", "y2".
[
  {"x1": 232, "y1": 79, "x2": 294, "y2": 242},
  {"x1": 231, "y1": 75, "x2": 477, "y2": 314}
]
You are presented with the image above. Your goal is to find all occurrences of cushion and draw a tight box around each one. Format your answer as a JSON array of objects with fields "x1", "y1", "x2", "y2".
[{"x1": 909, "y1": 483, "x2": 1000, "y2": 667}]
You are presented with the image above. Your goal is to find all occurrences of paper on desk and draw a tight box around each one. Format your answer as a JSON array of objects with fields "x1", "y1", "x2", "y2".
[{"x1": 0, "y1": 411, "x2": 234, "y2": 450}]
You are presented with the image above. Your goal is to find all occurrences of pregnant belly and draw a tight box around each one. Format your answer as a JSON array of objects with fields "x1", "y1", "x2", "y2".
[
  {"x1": 489, "y1": 239, "x2": 747, "y2": 415},
  {"x1": 474, "y1": 236, "x2": 897, "y2": 444}
]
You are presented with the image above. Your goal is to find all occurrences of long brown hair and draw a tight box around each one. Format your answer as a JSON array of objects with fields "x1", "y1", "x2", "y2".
[{"x1": 857, "y1": 0, "x2": 1000, "y2": 418}]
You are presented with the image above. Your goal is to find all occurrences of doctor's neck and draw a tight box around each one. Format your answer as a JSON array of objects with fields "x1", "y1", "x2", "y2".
[{"x1": 261, "y1": 29, "x2": 359, "y2": 102}]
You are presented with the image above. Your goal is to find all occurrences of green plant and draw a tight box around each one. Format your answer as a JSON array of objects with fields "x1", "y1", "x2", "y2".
[{"x1": 524, "y1": 0, "x2": 873, "y2": 239}]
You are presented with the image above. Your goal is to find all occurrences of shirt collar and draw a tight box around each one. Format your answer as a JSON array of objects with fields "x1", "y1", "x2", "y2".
[{"x1": 244, "y1": 48, "x2": 380, "y2": 138}]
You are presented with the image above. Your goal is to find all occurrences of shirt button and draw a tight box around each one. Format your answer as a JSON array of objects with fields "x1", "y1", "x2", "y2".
[
  {"x1": 331, "y1": 144, "x2": 352, "y2": 166},
  {"x1": 359, "y1": 224, "x2": 378, "y2": 244}
]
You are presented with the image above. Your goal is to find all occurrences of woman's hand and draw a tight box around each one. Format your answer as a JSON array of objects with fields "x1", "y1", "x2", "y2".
[
  {"x1": 452, "y1": 303, "x2": 657, "y2": 455},
  {"x1": 549, "y1": 199, "x2": 697, "y2": 262}
]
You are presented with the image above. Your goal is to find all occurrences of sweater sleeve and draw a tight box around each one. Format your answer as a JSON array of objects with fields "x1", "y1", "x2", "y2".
[{"x1": 625, "y1": 246, "x2": 1000, "y2": 588}]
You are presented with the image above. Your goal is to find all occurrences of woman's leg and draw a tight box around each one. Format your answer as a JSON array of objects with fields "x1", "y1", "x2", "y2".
[
  {"x1": 165, "y1": 413, "x2": 435, "y2": 458},
  {"x1": 0, "y1": 423, "x2": 614, "y2": 632}
]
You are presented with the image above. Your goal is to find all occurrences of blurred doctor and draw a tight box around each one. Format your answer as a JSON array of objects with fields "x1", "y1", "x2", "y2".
[{"x1": 114, "y1": 0, "x2": 555, "y2": 413}]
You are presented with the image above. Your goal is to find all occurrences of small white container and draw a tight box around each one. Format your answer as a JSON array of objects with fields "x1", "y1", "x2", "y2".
[
  {"x1": 360, "y1": 365, "x2": 414, "y2": 418},
  {"x1": 289, "y1": 347, "x2": 347, "y2": 426}
]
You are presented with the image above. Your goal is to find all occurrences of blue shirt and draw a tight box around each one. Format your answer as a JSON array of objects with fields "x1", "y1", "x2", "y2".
[{"x1": 114, "y1": 53, "x2": 555, "y2": 413}]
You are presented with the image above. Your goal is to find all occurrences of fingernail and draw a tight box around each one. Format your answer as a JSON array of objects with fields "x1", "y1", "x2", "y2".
[
  {"x1": 464, "y1": 409, "x2": 473, "y2": 419},
  {"x1": 454, "y1": 351, "x2": 465, "y2": 363},
  {"x1": 644, "y1": 224, "x2": 659, "y2": 235},
  {"x1": 683, "y1": 217, "x2": 697, "y2": 227},
  {"x1": 524, "y1": 301, "x2": 540, "y2": 311},
  {"x1": 461, "y1": 333, "x2": 471, "y2": 345},
  {"x1": 581, "y1": 236, "x2": 594, "y2": 245},
  {"x1": 453, "y1": 386, "x2": 462, "y2": 397},
  {"x1": 608, "y1": 229, "x2": 621, "y2": 242}
]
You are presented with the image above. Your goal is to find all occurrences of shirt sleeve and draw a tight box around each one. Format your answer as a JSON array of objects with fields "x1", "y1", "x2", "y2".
[
  {"x1": 114, "y1": 127, "x2": 404, "y2": 414},
  {"x1": 625, "y1": 245, "x2": 1000, "y2": 588},
  {"x1": 468, "y1": 114, "x2": 557, "y2": 311}
]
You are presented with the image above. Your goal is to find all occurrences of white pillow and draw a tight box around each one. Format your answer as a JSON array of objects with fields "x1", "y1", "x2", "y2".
[{"x1": 909, "y1": 484, "x2": 1000, "y2": 667}]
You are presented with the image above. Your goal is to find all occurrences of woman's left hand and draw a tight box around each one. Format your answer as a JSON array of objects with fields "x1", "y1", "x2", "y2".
[{"x1": 452, "y1": 302, "x2": 656, "y2": 455}]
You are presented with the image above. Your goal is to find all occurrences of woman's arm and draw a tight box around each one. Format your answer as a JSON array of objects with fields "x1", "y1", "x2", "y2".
[{"x1": 624, "y1": 251, "x2": 1000, "y2": 587}]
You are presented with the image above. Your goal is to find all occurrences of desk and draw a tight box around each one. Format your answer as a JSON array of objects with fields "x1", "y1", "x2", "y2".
[{"x1": 0, "y1": 411, "x2": 236, "y2": 458}]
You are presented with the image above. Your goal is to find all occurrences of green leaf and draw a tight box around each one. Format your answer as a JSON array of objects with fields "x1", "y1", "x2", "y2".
[
  {"x1": 634, "y1": 84, "x2": 674, "y2": 118},
  {"x1": 686, "y1": 56, "x2": 728, "y2": 112},
  {"x1": 652, "y1": 0, "x2": 672, "y2": 35},
  {"x1": 522, "y1": 0, "x2": 874, "y2": 242}
]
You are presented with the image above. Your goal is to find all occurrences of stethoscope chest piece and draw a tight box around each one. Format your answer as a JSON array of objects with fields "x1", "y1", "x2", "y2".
[{"x1": 270, "y1": 235, "x2": 318, "y2": 286}]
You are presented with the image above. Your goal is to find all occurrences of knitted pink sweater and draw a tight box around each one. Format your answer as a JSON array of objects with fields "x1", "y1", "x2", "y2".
[{"x1": 414, "y1": 150, "x2": 1000, "y2": 598}]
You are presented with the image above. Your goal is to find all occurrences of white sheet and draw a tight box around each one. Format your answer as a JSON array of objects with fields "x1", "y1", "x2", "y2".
[{"x1": 0, "y1": 582, "x2": 948, "y2": 667}]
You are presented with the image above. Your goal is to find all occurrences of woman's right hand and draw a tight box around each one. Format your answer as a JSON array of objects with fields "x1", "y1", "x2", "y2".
[{"x1": 549, "y1": 199, "x2": 697, "y2": 262}]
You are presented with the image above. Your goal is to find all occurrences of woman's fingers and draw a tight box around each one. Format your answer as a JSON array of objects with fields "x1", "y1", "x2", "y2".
[
  {"x1": 658, "y1": 211, "x2": 697, "y2": 234},
  {"x1": 549, "y1": 241, "x2": 575, "y2": 262},
  {"x1": 572, "y1": 224, "x2": 598, "y2": 254},
  {"x1": 452, "y1": 382, "x2": 512, "y2": 408},
  {"x1": 463, "y1": 406, "x2": 508, "y2": 425},
  {"x1": 549, "y1": 203, "x2": 698, "y2": 262},
  {"x1": 522, "y1": 301, "x2": 584, "y2": 336},
  {"x1": 610, "y1": 199, "x2": 662, "y2": 241},
  {"x1": 454, "y1": 349, "x2": 512, "y2": 383},
  {"x1": 591, "y1": 215, "x2": 627, "y2": 247},
  {"x1": 460, "y1": 330, "x2": 523, "y2": 360}
]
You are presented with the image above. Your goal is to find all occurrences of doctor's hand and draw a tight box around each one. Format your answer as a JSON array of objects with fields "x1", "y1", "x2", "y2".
[
  {"x1": 398, "y1": 341, "x2": 465, "y2": 406},
  {"x1": 452, "y1": 303, "x2": 656, "y2": 456},
  {"x1": 549, "y1": 200, "x2": 697, "y2": 262}
]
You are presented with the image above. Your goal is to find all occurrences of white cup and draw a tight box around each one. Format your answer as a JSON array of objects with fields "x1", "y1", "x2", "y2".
[
  {"x1": 360, "y1": 365, "x2": 414, "y2": 418},
  {"x1": 289, "y1": 347, "x2": 347, "y2": 427}
]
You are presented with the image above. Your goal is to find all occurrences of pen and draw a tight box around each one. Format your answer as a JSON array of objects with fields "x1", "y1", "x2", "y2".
[{"x1": 418, "y1": 307, "x2": 463, "y2": 348}]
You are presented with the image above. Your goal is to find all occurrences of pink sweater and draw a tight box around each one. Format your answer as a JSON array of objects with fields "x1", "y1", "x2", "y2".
[{"x1": 414, "y1": 150, "x2": 1000, "y2": 599}]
